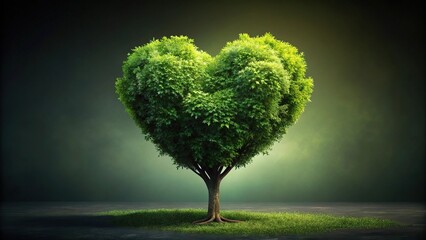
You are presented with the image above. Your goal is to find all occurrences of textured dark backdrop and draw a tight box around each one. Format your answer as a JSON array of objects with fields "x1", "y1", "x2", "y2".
[{"x1": 1, "y1": 0, "x2": 424, "y2": 201}]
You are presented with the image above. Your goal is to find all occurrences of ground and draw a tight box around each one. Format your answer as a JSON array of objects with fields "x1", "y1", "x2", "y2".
[{"x1": 1, "y1": 202, "x2": 424, "y2": 239}]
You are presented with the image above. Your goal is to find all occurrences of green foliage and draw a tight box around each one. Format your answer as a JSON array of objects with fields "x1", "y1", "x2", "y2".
[
  {"x1": 116, "y1": 33, "x2": 313, "y2": 169},
  {"x1": 104, "y1": 209, "x2": 397, "y2": 236}
]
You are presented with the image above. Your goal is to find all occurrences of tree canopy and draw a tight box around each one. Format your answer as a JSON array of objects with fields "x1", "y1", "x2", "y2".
[{"x1": 116, "y1": 33, "x2": 313, "y2": 170}]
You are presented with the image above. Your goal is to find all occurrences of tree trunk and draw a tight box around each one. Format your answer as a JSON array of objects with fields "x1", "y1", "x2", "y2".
[
  {"x1": 207, "y1": 178, "x2": 221, "y2": 221},
  {"x1": 190, "y1": 164, "x2": 240, "y2": 224},
  {"x1": 193, "y1": 176, "x2": 240, "y2": 224}
]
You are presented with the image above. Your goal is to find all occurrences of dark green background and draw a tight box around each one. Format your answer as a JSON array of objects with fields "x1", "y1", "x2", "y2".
[{"x1": 1, "y1": 1, "x2": 424, "y2": 202}]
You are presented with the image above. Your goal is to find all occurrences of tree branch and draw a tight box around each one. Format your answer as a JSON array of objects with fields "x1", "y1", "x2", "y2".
[
  {"x1": 207, "y1": 166, "x2": 223, "y2": 180},
  {"x1": 204, "y1": 170, "x2": 211, "y2": 180},
  {"x1": 218, "y1": 143, "x2": 252, "y2": 180},
  {"x1": 195, "y1": 163, "x2": 209, "y2": 179},
  {"x1": 188, "y1": 160, "x2": 228, "y2": 182},
  {"x1": 220, "y1": 165, "x2": 233, "y2": 179},
  {"x1": 188, "y1": 160, "x2": 210, "y2": 183},
  {"x1": 189, "y1": 166, "x2": 201, "y2": 177}
]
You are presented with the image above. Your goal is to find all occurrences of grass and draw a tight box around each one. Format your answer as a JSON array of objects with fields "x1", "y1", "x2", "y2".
[{"x1": 101, "y1": 209, "x2": 399, "y2": 236}]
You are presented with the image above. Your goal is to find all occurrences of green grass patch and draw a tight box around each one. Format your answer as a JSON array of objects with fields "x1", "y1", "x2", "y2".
[{"x1": 101, "y1": 209, "x2": 398, "y2": 236}]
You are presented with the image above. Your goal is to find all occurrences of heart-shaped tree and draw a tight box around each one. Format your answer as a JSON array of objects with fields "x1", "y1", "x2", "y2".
[{"x1": 116, "y1": 33, "x2": 313, "y2": 224}]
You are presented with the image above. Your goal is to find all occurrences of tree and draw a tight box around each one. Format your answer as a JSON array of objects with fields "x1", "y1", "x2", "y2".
[{"x1": 115, "y1": 33, "x2": 313, "y2": 224}]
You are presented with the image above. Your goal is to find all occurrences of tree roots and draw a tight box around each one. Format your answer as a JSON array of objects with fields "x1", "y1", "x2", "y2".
[{"x1": 193, "y1": 215, "x2": 241, "y2": 224}]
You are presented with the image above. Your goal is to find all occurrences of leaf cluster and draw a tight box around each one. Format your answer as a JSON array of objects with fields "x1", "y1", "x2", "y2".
[{"x1": 116, "y1": 33, "x2": 313, "y2": 169}]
